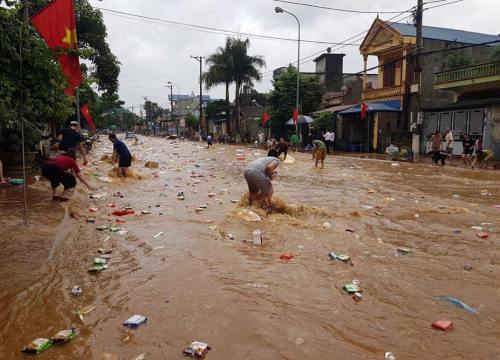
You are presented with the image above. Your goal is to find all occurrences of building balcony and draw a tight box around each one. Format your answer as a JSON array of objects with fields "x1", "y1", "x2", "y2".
[
  {"x1": 434, "y1": 62, "x2": 500, "y2": 90},
  {"x1": 362, "y1": 84, "x2": 405, "y2": 101}
]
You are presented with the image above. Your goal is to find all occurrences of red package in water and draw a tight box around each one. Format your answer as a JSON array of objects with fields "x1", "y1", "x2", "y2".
[
  {"x1": 280, "y1": 252, "x2": 294, "y2": 261},
  {"x1": 112, "y1": 210, "x2": 134, "y2": 216},
  {"x1": 432, "y1": 320, "x2": 453, "y2": 331},
  {"x1": 476, "y1": 232, "x2": 489, "y2": 239}
]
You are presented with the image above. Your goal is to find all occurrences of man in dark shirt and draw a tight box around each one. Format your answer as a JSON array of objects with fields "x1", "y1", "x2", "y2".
[
  {"x1": 275, "y1": 137, "x2": 288, "y2": 160},
  {"x1": 58, "y1": 121, "x2": 88, "y2": 165},
  {"x1": 109, "y1": 133, "x2": 132, "y2": 178}
]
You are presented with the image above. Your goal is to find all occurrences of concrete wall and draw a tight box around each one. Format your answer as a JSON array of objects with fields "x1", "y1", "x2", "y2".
[{"x1": 419, "y1": 39, "x2": 496, "y2": 109}]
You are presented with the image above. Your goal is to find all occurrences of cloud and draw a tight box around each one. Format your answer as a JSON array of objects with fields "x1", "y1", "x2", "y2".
[{"x1": 89, "y1": 0, "x2": 499, "y2": 110}]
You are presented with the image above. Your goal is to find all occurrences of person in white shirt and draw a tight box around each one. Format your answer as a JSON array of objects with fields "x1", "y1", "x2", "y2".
[
  {"x1": 329, "y1": 130, "x2": 335, "y2": 151},
  {"x1": 323, "y1": 131, "x2": 332, "y2": 154},
  {"x1": 445, "y1": 128, "x2": 454, "y2": 155}
]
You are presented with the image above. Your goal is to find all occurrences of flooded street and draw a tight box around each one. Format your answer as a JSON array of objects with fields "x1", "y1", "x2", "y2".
[{"x1": 1, "y1": 135, "x2": 499, "y2": 359}]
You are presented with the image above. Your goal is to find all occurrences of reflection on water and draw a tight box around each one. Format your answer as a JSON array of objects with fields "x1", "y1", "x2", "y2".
[{"x1": 1, "y1": 137, "x2": 499, "y2": 359}]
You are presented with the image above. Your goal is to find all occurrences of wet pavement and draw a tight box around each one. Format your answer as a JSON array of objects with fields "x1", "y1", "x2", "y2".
[{"x1": 1, "y1": 136, "x2": 499, "y2": 359}]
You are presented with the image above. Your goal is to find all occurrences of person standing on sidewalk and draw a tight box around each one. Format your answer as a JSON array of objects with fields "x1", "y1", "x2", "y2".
[
  {"x1": 445, "y1": 128, "x2": 454, "y2": 155},
  {"x1": 430, "y1": 131, "x2": 443, "y2": 166},
  {"x1": 330, "y1": 130, "x2": 335, "y2": 152},
  {"x1": 323, "y1": 130, "x2": 332, "y2": 154},
  {"x1": 461, "y1": 134, "x2": 473, "y2": 167},
  {"x1": 290, "y1": 133, "x2": 299, "y2": 152}
]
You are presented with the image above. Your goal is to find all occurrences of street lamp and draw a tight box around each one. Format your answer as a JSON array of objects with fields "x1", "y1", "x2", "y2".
[{"x1": 275, "y1": 6, "x2": 300, "y2": 136}]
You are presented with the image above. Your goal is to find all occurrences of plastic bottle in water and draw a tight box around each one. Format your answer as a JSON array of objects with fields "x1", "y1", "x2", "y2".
[{"x1": 253, "y1": 230, "x2": 262, "y2": 245}]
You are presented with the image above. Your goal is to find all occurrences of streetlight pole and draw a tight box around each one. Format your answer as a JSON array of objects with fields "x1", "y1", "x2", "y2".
[
  {"x1": 167, "y1": 81, "x2": 181, "y2": 137},
  {"x1": 191, "y1": 55, "x2": 206, "y2": 138},
  {"x1": 275, "y1": 6, "x2": 300, "y2": 136},
  {"x1": 165, "y1": 84, "x2": 175, "y2": 136}
]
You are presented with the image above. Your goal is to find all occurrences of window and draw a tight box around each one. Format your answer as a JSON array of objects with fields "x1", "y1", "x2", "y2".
[
  {"x1": 469, "y1": 110, "x2": 484, "y2": 135},
  {"x1": 439, "y1": 112, "x2": 452, "y2": 132}
]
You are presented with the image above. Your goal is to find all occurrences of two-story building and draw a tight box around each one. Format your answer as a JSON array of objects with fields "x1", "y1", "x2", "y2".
[{"x1": 341, "y1": 17, "x2": 499, "y2": 154}]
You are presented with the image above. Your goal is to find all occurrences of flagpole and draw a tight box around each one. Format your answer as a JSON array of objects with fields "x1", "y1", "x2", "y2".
[{"x1": 76, "y1": 87, "x2": 81, "y2": 127}]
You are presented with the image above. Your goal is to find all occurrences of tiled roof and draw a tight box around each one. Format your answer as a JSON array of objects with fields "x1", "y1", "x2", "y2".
[{"x1": 389, "y1": 22, "x2": 500, "y2": 45}]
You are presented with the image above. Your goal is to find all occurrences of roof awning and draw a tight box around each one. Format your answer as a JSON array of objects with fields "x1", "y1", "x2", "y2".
[
  {"x1": 313, "y1": 104, "x2": 355, "y2": 114},
  {"x1": 339, "y1": 100, "x2": 401, "y2": 115}
]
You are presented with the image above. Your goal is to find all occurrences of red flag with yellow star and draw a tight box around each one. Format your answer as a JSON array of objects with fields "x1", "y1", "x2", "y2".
[
  {"x1": 32, "y1": 0, "x2": 82, "y2": 96},
  {"x1": 80, "y1": 103, "x2": 96, "y2": 132}
]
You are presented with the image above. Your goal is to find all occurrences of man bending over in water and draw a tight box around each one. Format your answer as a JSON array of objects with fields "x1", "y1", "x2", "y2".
[{"x1": 244, "y1": 149, "x2": 280, "y2": 208}]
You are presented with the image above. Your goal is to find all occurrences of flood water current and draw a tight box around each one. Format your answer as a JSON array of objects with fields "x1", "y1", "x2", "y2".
[{"x1": 0, "y1": 136, "x2": 499, "y2": 359}]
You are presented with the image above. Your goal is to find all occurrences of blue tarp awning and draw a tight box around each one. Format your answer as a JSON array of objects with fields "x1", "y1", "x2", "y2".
[{"x1": 339, "y1": 100, "x2": 401, "y2": 115}]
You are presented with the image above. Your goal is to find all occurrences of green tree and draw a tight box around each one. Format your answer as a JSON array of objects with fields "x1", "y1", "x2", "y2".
[
  {"x1": 204, "y1": 37, "x2": 265, "y2": 136},
  {"x1": 205, "y1": 99, "x2": 229, "y2": 119},
  {"x1": 269, "y1": 66, "x2": 324, "y2": 138},
  {"x1": 204, "y1": 38, "x2": 233, "y2": 128},
  {"x1": 313, "y1": 112, "x2": 333, "y2": 134},
  {"x1": 0, "y1": 7, "x2": 72, "y2": 151},
  {"x1": 184, "y1": 113, "x2": 199, "y2": 133},
  {"x1": 230, "y1": 38, "x2": 265, "y2": 134}
]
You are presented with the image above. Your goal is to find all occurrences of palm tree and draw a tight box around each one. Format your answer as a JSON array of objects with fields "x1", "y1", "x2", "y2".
[
  {"x1": 204, "y1": 38, "x2": 233, "y2": 133},
  {"x1": 204, "y1": 37, "x2": 265, "y2": 137},
  {"x1": 229, "y1": 38, "x2": 265, "y2": 136}
]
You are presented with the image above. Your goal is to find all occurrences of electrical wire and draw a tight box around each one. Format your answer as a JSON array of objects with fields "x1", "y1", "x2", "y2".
[
  {"x1": 260, "y1": 10, "x2": 414, "y2": 78},
  {"x1": 273, "y1": 0, "x2": 414, "y2": 14},
  {"x1": 261, "y1": 0, "x2": 466, "y2": 79},
  {"x1": 98, "y1": 7, "x2": 362, "y2": 46}
]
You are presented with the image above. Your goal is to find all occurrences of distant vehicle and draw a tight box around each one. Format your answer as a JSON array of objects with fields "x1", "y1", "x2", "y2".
[{"x1": 126, "y1": 131, "x2": 135, "y2": 139}]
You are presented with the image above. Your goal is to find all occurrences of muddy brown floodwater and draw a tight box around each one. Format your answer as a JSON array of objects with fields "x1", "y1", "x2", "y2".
[{"x1": 1, "y1": 136, "x2": 499, "y2": 360}]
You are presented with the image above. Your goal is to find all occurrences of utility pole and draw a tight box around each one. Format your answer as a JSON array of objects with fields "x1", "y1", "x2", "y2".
[
  {"x1": 412, "y1": 0, "x2": 424, "y2": 154},
  {"x1": 166, "y1": 84, "x2": 176, "y2": 136},
  {"x1": 415, "y1": 0, "x2": 424, "y2": 116},
  {"x1": 191, "y1": 56, "x2": 205, "y2": 137}
]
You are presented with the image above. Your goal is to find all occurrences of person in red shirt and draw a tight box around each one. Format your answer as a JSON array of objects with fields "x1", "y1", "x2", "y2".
[{"x1": 42, "y1": 148, "x2": 94, "y2": 201}]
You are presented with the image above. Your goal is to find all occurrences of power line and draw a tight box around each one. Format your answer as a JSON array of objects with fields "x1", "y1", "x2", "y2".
[
  {"x1": 273, "y1": 0, "x2": 464, "y2": 13},
  {"x1": 261, "y1": 0, "x2": 466, "y2": 79},
  {"x1": 98, "y1": 7, "x2": 362, "y2": 46},
  {"x1": 273, "y1": 0, "x2": 414, "y2": 14},
  {"x1": 424, "y1": 0, "x2": 465, "y2": 10},
  {"x1": 261, "y1": 10, "x2": 414, "y2": 78}
]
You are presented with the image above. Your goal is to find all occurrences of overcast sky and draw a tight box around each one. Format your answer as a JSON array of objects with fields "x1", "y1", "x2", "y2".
[{"x1": 88, "y1": 0, "x2": 499, "y2": 112}]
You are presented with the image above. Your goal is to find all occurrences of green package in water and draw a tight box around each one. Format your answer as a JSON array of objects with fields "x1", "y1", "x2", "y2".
[
  {"x1": 397, "y1": 247, "x2": 412, "y2": 254},
  {"x1": 110, "y1": 227, "x2": 121, "y2": 232},
  {"x1": 51, "y1": 329, "x2": 76, "y2": 344},
  {"x1": 343, "y1": 284, "x2": 360, "y2": 294},
  {"x1": 94, "y1": 257, "x2": 107, "y2": 265},
  {"x1": 88, "y1": 264, "x2": 108, "y2": 272},
  {"x1": 21, "y1": 338, "x2": 52, "y2": 354},
  {"x1": 336, "y1": 254, "x2": 350, "y2": 261}
]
